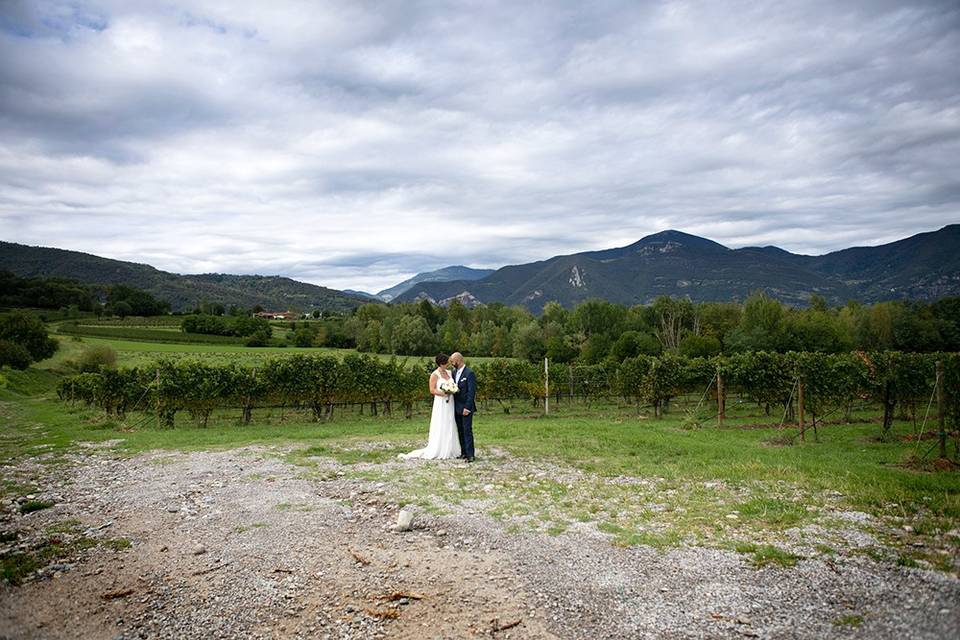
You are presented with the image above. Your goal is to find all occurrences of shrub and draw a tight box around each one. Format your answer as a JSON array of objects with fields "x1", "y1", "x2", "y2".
[
  {"x1": 245, "y1": 328, "x2": 272, "y2": 347},
  {"x1": 0, "y1": 310, "x2": 58, "y2": 362},
  {"x1": 77, "y1": 346, "x2": 117, "y2": 372},
  {"x1": 0, "y1": 340, "x2": 32, "y2": 370}
]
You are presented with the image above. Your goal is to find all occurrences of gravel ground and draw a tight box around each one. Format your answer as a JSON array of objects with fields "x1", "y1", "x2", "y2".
[{"x1": 1, "y1": 445, "x2": 958, "y2": 640}]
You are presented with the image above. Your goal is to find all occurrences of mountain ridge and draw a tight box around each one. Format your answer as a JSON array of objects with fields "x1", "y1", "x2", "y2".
[
  {"x1": 375, "y1": 265, "x2": 495, "y2": 301},
  {"x1": 0, "y1": 241, "x2": 370, "y2": 312},
  {"x1": 394, "y1": 225, "x2": 960, "y2": 310},
  {"x1": 3, "y1": 225, "x2": 957, "y2": 313}
]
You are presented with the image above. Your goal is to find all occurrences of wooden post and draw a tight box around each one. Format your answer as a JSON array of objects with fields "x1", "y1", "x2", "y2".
[
  {"x1": 937, "y1": 360, "x2": 946, "y2": 459},
  {"x1": 243, "y1": 368, "x2": 257, "y2": 424},
  {"x1": 544, "y1": 357, "x2": 550, "y2": 416},
  {"x1": 717, "y1": 371, "x2": 725, "y2": 427},
  {"x1": 155, "y1": 369, "x2": 161, "y2": 429},
  {"x1": 797, "y1": 378, "x2": 805, "y2": 442}
]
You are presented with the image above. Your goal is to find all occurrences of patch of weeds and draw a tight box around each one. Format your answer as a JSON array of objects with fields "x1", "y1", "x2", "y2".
[
  {"x1": 833, "y1": 614, "x2": 864, "y2": 627},
  {"x1": 1, "y1": 533, "x2": 98, "y2": 585},
  {"x1": 598, "y1": 522, "x2": 681, "y2": 549},
  {"x1": 104, "y1": 538, "x2": 132, "y2": 551},
  {"x1": 0, "y1": 480, "x2": 37, "y2": 499},
  {"x1": 926, "y1": 554, "x2": 955, "y2": 573},
  {"x1": 297, "y1": 444, "x2": 407, "y2": 465},
  {"x1": 19, "y1": 500, "x2": 54, "y2": 514},
  {"x1": 412, "y1": 498, "x2": 446, "y2": 515},
  {"x1": 749, "y1": 544, "x2": 800, "y2": 568},
  {"x1": 861, "y1": 547, "x2": 887, "y2": 562},
  {"x1": 813, "y1": 543, "x2": 837, "y2": 556},
  {"x1": 1, "y1": 552, "x2": 41, "y2": 585},
  {"x1": 45, "y1": 520, "x2": 82, "y2": 534},
  {"x1": 236, "y1": 522, "x2": 269, "y2": 533},
  {"x1": 730, "y1": 541, "x2": 802, "y2": 568},
  {"x1": 546, "y1": 522, "x2": 568, "y2": 536},
  {"x1": 896, "y1": 554, "x2": 920, "y2": 568},
  {"x1": 737, "y1": 498, "x2": 806, "y2": 528}
]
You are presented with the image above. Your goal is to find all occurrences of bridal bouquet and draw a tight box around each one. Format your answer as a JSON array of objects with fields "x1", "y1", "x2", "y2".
[{"x1": 438, "y1": 379, "x2": 459, "y2": 403}]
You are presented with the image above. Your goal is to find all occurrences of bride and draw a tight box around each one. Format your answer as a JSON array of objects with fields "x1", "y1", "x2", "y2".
[{"x1": 399, "y1": 353, "x2": 461, "y2": 460}]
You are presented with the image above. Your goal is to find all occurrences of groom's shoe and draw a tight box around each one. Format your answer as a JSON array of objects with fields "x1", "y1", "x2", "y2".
[{"x1": 466, "y1": 456, "x2": 475, "y2": 463}]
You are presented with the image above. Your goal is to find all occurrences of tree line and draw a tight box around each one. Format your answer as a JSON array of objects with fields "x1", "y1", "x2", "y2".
[
  {"x1": 0, "y1": 272, "x2": 170, "y2": 317},
  {"x1": 301, "y1": 294, "x2": 960, "y2": 362}
]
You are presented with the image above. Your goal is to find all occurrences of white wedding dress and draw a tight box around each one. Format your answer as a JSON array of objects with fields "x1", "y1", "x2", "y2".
[{"x1": 399, "y1": 369, "x2": 461, "y2": 460}]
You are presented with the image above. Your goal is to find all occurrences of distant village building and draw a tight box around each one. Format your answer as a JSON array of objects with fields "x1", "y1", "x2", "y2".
[{"x1": 253, "y1": 310, "x2": 297, "y2": 320}]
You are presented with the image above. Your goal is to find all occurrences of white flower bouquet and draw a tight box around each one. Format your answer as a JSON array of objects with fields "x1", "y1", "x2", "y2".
[{"x1": 438, "y1": 379, "x2": 459, "y2": 403}]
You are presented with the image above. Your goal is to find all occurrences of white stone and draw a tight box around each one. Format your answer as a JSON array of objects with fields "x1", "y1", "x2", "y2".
[{"x1": 396, "y1": 509, "x2": 414, "y2": 531}]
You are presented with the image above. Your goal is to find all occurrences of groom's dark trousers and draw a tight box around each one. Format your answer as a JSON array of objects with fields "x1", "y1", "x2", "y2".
[{"x1": 454, "y1": 366, "x2": 477, "y2": 458}]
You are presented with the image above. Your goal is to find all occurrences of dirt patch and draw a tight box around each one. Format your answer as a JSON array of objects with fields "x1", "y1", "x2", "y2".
[{"x1": 1, "y1": 446, "x2": 958, "y2": 639}]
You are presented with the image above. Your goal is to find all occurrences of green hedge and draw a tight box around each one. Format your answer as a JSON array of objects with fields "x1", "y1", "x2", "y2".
[{"x1": 56, "y1": 323, "x2": 248, "y2": 345}]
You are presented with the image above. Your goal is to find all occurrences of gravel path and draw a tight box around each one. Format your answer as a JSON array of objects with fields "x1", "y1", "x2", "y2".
[{"x1": 1, "y1": 445, "x2": 957, "y2": 639}]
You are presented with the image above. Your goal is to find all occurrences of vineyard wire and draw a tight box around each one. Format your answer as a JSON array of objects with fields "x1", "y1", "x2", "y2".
[
  {"x1": 778, "y1": 378, "x2": 800, "y2": 430},
  {"x1": 914, "y1": 371, "x2": 940, "y2": 458}
]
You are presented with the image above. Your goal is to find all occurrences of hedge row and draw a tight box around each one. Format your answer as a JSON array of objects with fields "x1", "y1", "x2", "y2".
[{"x1": 56, "y1": 323, "x2": 247, "y2": 345}]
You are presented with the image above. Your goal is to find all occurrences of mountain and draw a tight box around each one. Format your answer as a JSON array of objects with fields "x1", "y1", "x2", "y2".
[
  {"x1": 342, "y1": 289, "x2": 381, "y2": 301},
  {"x1": 376, "y1": 265, "x2": 495, "y2": 302},
  {"x1": 807, "y1": 225, "x2": 960, "y2": 301},
  {"x1": 0, "y1": 241, "x2": 370, "y2": 312},
  {"x1": 394, "y1": 226, "x2": 960, "y2": 311}
]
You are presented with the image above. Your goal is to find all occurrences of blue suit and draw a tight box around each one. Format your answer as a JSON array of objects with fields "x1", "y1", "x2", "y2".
[{"x1": 453, "y1": 366, "x2": 477, "y2": 458}]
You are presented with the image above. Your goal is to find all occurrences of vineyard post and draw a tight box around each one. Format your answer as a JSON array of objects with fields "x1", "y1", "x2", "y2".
[
  {"x1": 155, "y1": 369, "x2": 161, "y2": 430},
  {"x1": 797, "y1": 377, "x2": 805, "y2": 442},
  {"x1": 716, "y1": 371, "x2": 725, "y2": 427},
  {"x1": 937, "y1": 360, "x2": 946, "y2": 459},
  {"x1": 244, "y1": 368, "x2": 257, "y2": 425},
  {"x1": 544, "y1": 357, "x2": 549, "y2": 416}
]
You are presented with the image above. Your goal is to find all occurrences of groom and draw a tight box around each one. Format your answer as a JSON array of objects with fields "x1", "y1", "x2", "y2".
[{"x1": 449, "y1": 352, "x2": 476, "y2": 462}]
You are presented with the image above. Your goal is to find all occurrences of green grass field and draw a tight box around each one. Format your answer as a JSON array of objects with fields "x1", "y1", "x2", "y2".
[
  {"x1": 3, "y1": 331, "x2": 958, "y2": 574},
  {"x1": 50, "y1": 335, "x2": 372, "y2": 367},
  {"x1": 49, "y1": 334, "x2": 509, "y2": 368}
]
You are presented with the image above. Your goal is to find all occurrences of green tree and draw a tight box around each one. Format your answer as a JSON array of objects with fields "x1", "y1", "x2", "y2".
[
  {"x1": 439, "y1": 317, "x2": 468, "y2": 353},
  {"x1": 112, "y1": 300, "x2": 133, "y2": 318},
  {"x1": 513, "y1": 320, "x2": 546, "y2": 362},
  {"x1": 678, "y1": 334, "x2": 721, "y2": 358},
  {"x1": 0, "y1": 311, "x2": 57, "y2": 362},
  {"x1": 572, "y1": 299, "x2": 625, "y2": 338},
  {"x1": 727, "y1": 292, "x2": 786, "y2": 352},
  {"x1": 392, "y1": 315, "x2": 437, "y2": 355},
  {"x1": 417, "y1": 299, "x2": 440, "y2": 331},
  {"x1": 610, "y1": 331, "x2": 661, "y2": 361}
]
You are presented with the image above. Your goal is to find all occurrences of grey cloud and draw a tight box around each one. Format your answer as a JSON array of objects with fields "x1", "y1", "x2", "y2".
[{"x1": 0, "y1": 0, "x2": 958, "y2": 291}]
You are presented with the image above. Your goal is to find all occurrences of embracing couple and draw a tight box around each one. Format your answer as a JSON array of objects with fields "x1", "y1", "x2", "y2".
[{"x1": 399, "y1": 352, "x2": 477, "y2": 462}]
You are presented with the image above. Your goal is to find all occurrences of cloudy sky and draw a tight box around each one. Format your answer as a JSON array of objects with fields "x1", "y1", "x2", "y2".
[{"x1": 1, "y1": 0, "x2": 958, "y2": 293}]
